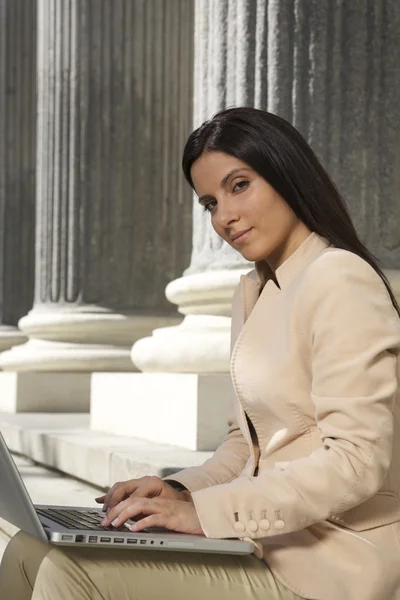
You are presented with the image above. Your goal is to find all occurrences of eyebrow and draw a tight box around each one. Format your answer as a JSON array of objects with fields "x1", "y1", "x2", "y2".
[{"x1": 198, "y1": 168, "x2": 252, "y2": 204}]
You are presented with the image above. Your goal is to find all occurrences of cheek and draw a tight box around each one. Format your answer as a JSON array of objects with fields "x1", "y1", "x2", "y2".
[
  {"x1": 210, "y1": 216, "x2": 233, "y2": 245},
  {"x1": 210, "y1": 215, "x2": 223, "y2": 234},
  {"x1": 259, "y1": 200, "x2": 293, "y2": 230}
]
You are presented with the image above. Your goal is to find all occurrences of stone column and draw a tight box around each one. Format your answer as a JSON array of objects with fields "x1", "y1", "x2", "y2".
[
  {"x1": 92, "y1": 0, "x2": 400, "y2": 449},
  {"x1": 0, "y1": 0, "x2": 36, "y2": 354},
  {"x1": 131, "y1": 0, "x2": 255, "y2": 377},
  {"x1": 0, "y1": 0, "x2": 194, "y2": 412},
  {"x1": 261, "y1": 0, "x2": 400, "y2": 293},
  {"x1": 92, "y1": 0, "x2": 252, "y2": 449}
]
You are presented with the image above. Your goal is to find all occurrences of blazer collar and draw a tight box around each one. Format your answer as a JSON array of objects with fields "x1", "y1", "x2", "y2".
[
  {"x1": 234, "y1": 232, "x2": 330, "y2": 330},
  {"x1": 253, "y1": 231, "x2": 330, "y2": 291},
  {"x1": 238, "y1": 232, "x2": 330, "y2": 317}
]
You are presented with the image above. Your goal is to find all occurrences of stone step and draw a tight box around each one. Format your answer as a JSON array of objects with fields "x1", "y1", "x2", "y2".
[
  {"x1": 0, "y1": 412, "x2": 212, "y2": 490},
  {"x1": 0, "y1": 454, "x2": 101, "y2": 562}
]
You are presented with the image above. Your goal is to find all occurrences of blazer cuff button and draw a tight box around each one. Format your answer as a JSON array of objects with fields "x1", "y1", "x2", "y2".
[
  {"x1": 248, "y1": 520, "x2": 258, "y2": 532},
  {"x1": 260, "y1": 519, "x2": 270, "y2": 531},
  {"x1": 234, "y1": 521, "x2": 246, "y2": 533}
]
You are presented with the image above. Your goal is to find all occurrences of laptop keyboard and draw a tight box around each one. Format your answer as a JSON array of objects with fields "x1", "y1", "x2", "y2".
[{"x1": 36, "y1": 508, "x2": 130, "y2": 532}]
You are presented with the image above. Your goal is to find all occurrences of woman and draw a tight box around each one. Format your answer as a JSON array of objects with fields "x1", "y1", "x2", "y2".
[{"x1": 2, "y1": 107, "x2": 400, "y2": 600}]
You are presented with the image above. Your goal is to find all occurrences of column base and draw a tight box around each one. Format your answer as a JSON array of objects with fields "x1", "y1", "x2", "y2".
[
  {"x1": 0, "y1": 339, "x2": 136, "y2": 372},
  {"x1": 0, "y1": 372, "x2": 91, "y2": 412},
  {"x1": 131, "y1": 315, "x2": 231, "y2": 372},
  {"x1": 131, "y1": 268, "x2": 248, "y2": 373},
  {"x1": 0, "y1": 312, "x2": 180, "y2": 372},
  {"x1": 0, "y1": 326, "x2": 27, "y2": 353},
  {"x1": 90, "y1": 372, "x2": 232, "y2": 451}
]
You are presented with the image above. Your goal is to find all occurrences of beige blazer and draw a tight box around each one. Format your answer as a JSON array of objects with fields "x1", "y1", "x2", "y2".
[{"x1": 168, "y1": 232, "x2": 400, "y2": 600}]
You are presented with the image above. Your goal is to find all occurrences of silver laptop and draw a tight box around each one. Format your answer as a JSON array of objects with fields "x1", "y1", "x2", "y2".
[{"x1": 0, "y1": 431, "x2": 253, "y2": 555}]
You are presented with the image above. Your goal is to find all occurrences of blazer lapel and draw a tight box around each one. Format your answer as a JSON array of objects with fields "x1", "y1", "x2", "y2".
[{"x1": 230, "y1": 273, "x2": 260, "y2": 353}]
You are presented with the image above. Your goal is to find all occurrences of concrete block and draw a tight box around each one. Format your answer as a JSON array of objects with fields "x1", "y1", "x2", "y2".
[
  {"x1": 0, "y1": 372, "x2": 91, "y2": 412},
  {"x1": 90, "y1": 372, "x2": 232, "y2": 451},
  {"x1": 0, "y1": 412, "x2": 213, "y2": 490},
  {"x1": 0, "y1": 412, "x2": 89, "y2": 454},
  {"x1": 110, "y1": 447, "x2": 212, "y2": 482}
]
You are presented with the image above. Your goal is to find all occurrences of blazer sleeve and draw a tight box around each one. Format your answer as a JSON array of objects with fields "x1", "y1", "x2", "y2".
[
  {"x1": 189, "y1": 252, "x2": 400, "y2": 539},
  {"x1": 163, "y1": 282, "x2": 251, "y2": 492},
  {"x1": 163, "y1": 407, "x2": 250, "y2": 492}
]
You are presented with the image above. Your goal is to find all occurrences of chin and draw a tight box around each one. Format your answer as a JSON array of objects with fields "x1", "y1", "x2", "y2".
[
  {"x1": 242, "y1": 240, "x2": 275, "y2": 263},
  {"x1": 228, "y1": 238, "x2": 269, "y2": 263},
  {"x1": 239, "y1": 250, "x2": 266, "y2": 263}
]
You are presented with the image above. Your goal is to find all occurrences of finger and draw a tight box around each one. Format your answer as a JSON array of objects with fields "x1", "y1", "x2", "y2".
[
  {"x1": 101, "y1": 482, "x2": 121, "y2": 509},
  {"x1": 130, "y1": 479, "x2": 161, "y2": 499},
  {"x1": 102, "y1": 495, "x2": 133, "y2": 526},
  {"x1": 127, "y1": 513, "x2": 166, "y2": 532},
  {"x1": 106, "y1": 476, "x2": 162, "y2": 514},
  {"x1": 94, "y1": 495, "x2": 108, "y2": 512},
  {"x1": 102, "y1": 495, "x2": 150, "y2": 527},
  {"x1": 105, "y1": 483, "x2": 134, "y2": 511},
  {"x1": 107, "y1": 478, "x2": 153, "y2": 509},
  {"x1": 107, "y1": 498, "x2": 161, "y2": 528}
]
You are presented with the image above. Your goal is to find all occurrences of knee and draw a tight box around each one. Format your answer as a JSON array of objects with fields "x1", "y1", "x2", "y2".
[
  {"x1": 33, "y1": 547, "x2": 91, "y2": 599},
  {"x1": 3, "y1": 529, "x2": 29, "y2": 554},
  {"x1": 1, "y1": 530, "x2": 39, "y2": 567},
  {"x1": 35, "y1": 546, "x2": 74, "y2": 581},
  {"x1": 0, "y1": 530, "x2": 50, "y2": 597}
]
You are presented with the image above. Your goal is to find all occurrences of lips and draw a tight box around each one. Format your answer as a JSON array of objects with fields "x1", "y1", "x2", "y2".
[{"x1": 230, "y1": 227, "x2": 252, "y2": 242}]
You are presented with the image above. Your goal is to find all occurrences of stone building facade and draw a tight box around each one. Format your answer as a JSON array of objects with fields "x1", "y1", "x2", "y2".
[{"x1": 0, "y1": 0, "x2": 399, "y2": 452}]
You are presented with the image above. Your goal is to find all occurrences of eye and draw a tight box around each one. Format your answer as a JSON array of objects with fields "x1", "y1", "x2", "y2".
[
  {"x1": 203, "y1": 199, "x2": 217, "y2": 213},
  {"x1": 232, "y1": 180, "x2": 249, "y2": 193}
]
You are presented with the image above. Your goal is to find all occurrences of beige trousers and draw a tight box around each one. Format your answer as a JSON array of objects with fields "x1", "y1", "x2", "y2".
[{"x1": 0, "y1": 531, "x2": 302, "y2": 600}]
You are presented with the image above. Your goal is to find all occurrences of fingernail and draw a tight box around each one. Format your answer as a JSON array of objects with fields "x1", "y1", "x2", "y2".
[
  {"x1": 111, "y1": 519, "x2": 119, "y2": 527},
  {"x1": 126, "y1": 523, "x2": 137, "y2": 531},
  {"x1": 101, "y1": 518, "x2": 109, "y2": 526}
]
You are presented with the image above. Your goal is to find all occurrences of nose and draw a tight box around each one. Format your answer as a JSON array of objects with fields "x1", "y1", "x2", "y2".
[{"x1": 213, "y1": 198, "x2": 239, "y2": 229}]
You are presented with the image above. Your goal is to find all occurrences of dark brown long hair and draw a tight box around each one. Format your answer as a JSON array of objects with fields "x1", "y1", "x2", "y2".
[{"x1": 182, "y1": 107, "x2": 400, "y2": 317}]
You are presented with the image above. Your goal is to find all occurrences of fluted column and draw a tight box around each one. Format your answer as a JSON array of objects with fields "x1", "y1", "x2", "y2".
[
  {"x1": 0, "y1": 0, "x2": 36, "y2": 354},
  {"x1": 264, "y1": 0, "x2": 400, "y2": 268},
  {"x1": 0, "y1": 0, "x2": 193, "y2": 377},
  {"x1": 131, "y1": 0, "x2": 254, "y2": 375}
]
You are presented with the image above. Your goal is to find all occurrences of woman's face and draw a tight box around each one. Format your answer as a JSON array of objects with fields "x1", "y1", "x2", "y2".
[{"x1": 191, "y1": 151, "x2": 311, "y2": 270}]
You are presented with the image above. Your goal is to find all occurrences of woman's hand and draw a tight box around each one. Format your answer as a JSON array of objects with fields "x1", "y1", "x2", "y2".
[
  {"x1": 101, "y1": 496, "x2": 204, "y2": 536},
  {"x1": 95, "y1": 476, "x2": 190, "y2": 512}
]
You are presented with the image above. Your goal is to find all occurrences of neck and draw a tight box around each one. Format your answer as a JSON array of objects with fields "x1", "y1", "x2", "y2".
[{"x1": 266, "y1": 223, "x2": 312, "y2": 272}]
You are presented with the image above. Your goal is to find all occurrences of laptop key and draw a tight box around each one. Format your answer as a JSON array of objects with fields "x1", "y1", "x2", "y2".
[
  {"x1": 37, "y1": 509, "x2": 94, "y2": 530},
  {"x1": 36, "y1": 508, "x2": 130, "y2": 532}
]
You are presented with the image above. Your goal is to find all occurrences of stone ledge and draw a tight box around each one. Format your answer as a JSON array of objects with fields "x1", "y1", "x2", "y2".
[
  {"x1": 0, "y1": 454, "x2": 101, "y2": 539},
  {"x1": 0, "y1": 453, "x2": 102, "y2": 560},
  {"x1": 0, "y1": 371, "x2": 91, "y2": 412},
  {"x1": 0, "y1": 412, "x2": 212, "y2": 490}
]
